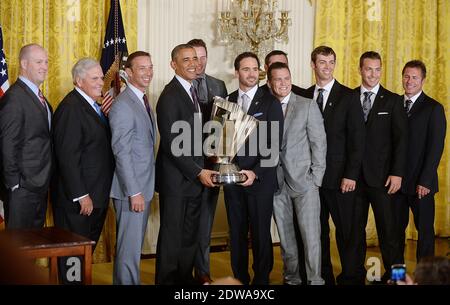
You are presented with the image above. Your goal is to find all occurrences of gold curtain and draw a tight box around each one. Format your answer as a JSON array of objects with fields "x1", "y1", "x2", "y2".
[
  {"x1": 0, "y1": 0, "x2": 137, "y2": 262},
  {"x1": 314, "y1": 0, "x2": 450, "y2": 244}
]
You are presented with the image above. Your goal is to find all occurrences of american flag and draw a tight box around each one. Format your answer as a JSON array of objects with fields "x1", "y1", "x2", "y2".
[
  {"x1": 0, "y1": 25, "x2": 9, "y2": 98},
  {"x1": 99, "y1": 0, "x2": 128, "y2": 116},
  {"x1": 0, "y1": 24, "x2": 9, "y2": 226}
]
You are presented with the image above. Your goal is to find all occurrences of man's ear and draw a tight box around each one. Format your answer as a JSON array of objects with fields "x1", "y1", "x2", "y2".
[
  {"x1": 170, "y1": 60, "x2": 176, "y2": 71},
  {"x1": 125, "y1": 67, "x2": 133, "y2": 78},
  {"x1": 20, "y1": 59, "x2": 27, "y2": 71}
]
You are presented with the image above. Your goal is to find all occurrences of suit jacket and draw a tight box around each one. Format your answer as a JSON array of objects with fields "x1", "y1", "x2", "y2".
[
  {"x1": 155, "y1": 77, "x2": 204, "y2": 197},
  {"x1": 303, "y1": 80, "x2": 365, "y2": 189},
  {"x1": 51, "y1": 89, "x2": 114, "y2": 209},
  {"x1": 277, "y1": 93, "x2": 326, "y2": 194},
  {"x1": 0, "y1": 78, "x2": 53, "y2": 194},
  {"x1": 353, "y1": 85, "x2": 408, "y2": 187},
  {"x1": 227, "y1": 87, "x2": 284, "y2": 194},
  {"x1": 260, "y1": 82, "x2": 307, "y2": 97},
  {"x1": 201, "y1": 74, "x2": 228, "y2": 120},
  {"x1": 400, "y1": 92, "x2": 446, "y2": 195},
  {"x1": 109, "y1": 86, "x2": 157, "y2": 202}
]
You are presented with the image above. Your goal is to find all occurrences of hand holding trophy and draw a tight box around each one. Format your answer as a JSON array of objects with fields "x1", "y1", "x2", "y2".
[{"x1": 204, "y1": 97, "x2": 258, "y2": 184}]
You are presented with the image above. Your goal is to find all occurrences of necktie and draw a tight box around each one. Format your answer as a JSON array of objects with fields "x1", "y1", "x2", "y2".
[
  {"x1": 362, "y1": 91, "x2": 373, "y2": 122},
  {"x1": 190, "y1": 85, "x2": 201, "y2": 113},
  {"x1": 241, "y1": 93, "x2": 250, "y2": 113},
  {"x1": 316, "y1": 88, "x2": 324, "y2": 114},
  {"x1": 281, "y1": 102, "x2": 288, "y2": 117},
  {"x1": 194, "y1": 77, "x2": 208, "y2": 104},
  {"x1": 143, "y1": 94, "x2": 152, "y2": 118},
  {"x1": 38, "y1": 90, "x2": 48, "y2": 112},
  {"x1": 93, "y1": 102, "x2": 108, "y2": 124},
  {"x1": 405, "y1": 99, "x2": 412, "y2": 116}
]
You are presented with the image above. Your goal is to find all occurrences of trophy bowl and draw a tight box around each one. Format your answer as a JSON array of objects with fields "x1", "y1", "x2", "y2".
[
  {"x1": 210, "y1": 158, "x2": 247, "y2": 184},
  {"x1": 205, "y1": 97, "x2": 258, "y2": 185}
]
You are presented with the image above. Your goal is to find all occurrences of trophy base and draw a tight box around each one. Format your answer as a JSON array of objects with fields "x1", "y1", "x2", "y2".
[{"x1": 211, "y1": 163, "x2": 247, "y2": 185}]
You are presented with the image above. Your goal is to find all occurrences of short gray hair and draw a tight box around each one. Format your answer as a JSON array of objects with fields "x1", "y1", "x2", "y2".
[{"x1": 71, "y1": 57, "x2": 100, "y2": 84}]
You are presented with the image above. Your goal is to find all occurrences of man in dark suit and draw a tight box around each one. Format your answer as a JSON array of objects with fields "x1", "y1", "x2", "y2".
[
  {"x1": 187, "y1": 38, "x2": 228, "y2": 284},
  {"x1": 394, "y1": 60, "x2": 446, "y2": 263},
  {"x1": 351, "y1": 51, "x2": 408, "y2": 284},
  {"x1": 155, "y1": 44, "x2": 217, "y2": 285},
  {"x1": 51, "y1": 58, "x2": 114, "y2": 284},
  {"x1": 0, "y1": 44, "x2": 52, "y2": 229},
  {"x1": 224, "y1": 52, "x2": 283, "y2": 285},
  {"x1": 260, "y1": 50, "x2": 307, "y2": 97},
  {"x1": 300, "y1": 46, "x2": 365, "y2": 285}
]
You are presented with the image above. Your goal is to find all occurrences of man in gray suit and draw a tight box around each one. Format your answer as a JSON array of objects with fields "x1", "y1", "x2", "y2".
[
  {"x1": 109, "y1": 51, "x2": 157, "y2": 284},
  {"x1": 187, "y1": 39, "x2": 228, "y2": 284},
  {"x1": 268, "y1": 62, "x2": 327, "y2": 285}
]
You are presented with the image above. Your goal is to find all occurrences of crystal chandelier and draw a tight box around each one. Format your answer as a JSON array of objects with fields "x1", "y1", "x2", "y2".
[{"x1": 217, "y1": 0, "x2": 291, "y2": 65}]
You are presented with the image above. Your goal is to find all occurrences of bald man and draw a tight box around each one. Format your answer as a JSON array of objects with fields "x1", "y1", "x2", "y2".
[{"x1": 0, "y1": 43, "x2": 53, "y2": 229}]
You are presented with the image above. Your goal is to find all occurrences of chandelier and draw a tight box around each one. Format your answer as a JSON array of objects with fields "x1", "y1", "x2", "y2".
[{"x1": 217, "y1": 0, "x2": 291, "y2": 65}]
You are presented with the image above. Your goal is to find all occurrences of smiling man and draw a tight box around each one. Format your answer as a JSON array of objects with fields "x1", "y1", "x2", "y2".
[
  {"x1": 109, "y1": 51, "x2": 157, "y2": 285},
  {"x1": 224, "y1": 52, "x2": 283, "y2": 285},
  {"x1": 155, "y1": 44, "x2": 217, "y2": 285},
  {"x1": 393, "y1": 60, "x2": 446, "y2": 264},
  {"x1": 0, "y1": 43, "x2": 52, "y2": 229},
  {"x1": 52, "y1": 58, "x2": 115, "y2": 284},
  {"x1": 350, "y1": 51, "x2": 408, "y2": 284},
  {"x1": 268, "y1": 62, "x2": 327, "y2": 285},
  {"x1": 298, "y1": 46, "x2": 365, "y2": 285}
]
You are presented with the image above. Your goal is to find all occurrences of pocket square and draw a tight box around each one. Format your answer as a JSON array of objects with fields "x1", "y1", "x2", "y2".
[
  {"x1": 377, "y1": 112, "x2": 389, "y2": 115},
  {"x1": 253, "y1": 112, "x2": 263, "y2": 117}
]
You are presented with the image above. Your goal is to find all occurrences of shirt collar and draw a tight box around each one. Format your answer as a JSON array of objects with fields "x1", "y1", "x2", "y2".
[
  {"x1": 280, "y1": 92, "x2": 291, "y2": 105},
  {"x1": 315, "y1": 78, "x2": 335, "y2": 93},
  {"x1": 19, "y1": 76, "x2": 40, "y2": 97},
  {"x1": 175, "y1": 74, "x2": 194, "y2": 99},
  {"x1": 238, "y1": 85, "x2": 258, "y2": 101},
  {"x1": 75, "y1": 86, "x2": 97, "y2": 107},
  {"x1": 404, "y1": 91, "x2": 422, "y2": 103},
  {"x1": 128, "y1": 83, "x2": 145, "y2": 100},
  {"x1": 361, "y1": 83, "x2": 380, "y2": 96}
]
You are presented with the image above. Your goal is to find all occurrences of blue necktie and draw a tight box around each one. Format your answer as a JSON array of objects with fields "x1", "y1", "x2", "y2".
[{"x1": 93, "y1": 102, "x2": 108, "y2": 124}]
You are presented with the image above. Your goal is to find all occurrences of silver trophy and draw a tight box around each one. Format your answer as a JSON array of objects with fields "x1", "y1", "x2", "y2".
[{"x1": 205, "y1": 97, "x2": 258, "y2": 184}]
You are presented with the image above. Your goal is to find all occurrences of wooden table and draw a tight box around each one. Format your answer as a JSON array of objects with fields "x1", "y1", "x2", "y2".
[{"x1": 0, "y1": 226, "x2": 95, "y2": 284}]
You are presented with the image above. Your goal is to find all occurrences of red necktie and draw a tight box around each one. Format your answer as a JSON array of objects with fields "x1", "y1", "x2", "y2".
[{"x1": 38, "y1": 90, "x2": 47, "y2": 109}]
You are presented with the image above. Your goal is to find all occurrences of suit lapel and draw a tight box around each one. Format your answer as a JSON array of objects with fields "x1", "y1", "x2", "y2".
[
  {"x1": 323, "y1": 81, "x2": 341, "y2": 120},
  {"x1": 366, "y1": 86, "x2": 385, "y2": 127},
  {"x1": 282, "y1": 93, "x2": 297, "y2": 146},
  {"x1": 172, "y1": 77, "x2": 197, "y2": 113},
  {"x1": 74, "y1": 89, "x2": 108, "y2": 129},
  {"x1": 17, "y1": 79, "x2": 50, "y2": 128},
  {"x1": 407, "y1": 92, "x2": 425, "y2": 117},
  {"x1": 205, "y1": 75, "x2": 214, "y2": 102},
  {"x1": 247, "y1": 88, "x2": 263, "y2": 115},
  {"x1": 125, "y1": 87, "x2": 155, "y2": 138}
]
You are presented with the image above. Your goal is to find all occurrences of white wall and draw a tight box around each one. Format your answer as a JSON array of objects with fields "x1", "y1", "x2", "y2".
[{"x1": 138, "y1": 0, "x2": 316, "y2": 253}]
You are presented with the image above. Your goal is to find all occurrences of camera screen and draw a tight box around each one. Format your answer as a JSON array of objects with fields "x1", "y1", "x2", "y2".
[{"x1": 391, "y1": 264, "x2": 406, "y2": 281}]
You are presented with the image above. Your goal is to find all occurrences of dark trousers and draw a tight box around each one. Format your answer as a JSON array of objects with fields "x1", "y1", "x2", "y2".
[
  {"x1": 155, "y1": 193, "x2": 202, "y2": 285},
  {"x1": 350, "y1": 179, "x2": 401, "y2": 283},
  {"x1": 4, "y1": 187, "x2": 47, "y2": 229},
  {"x1": 194, "y1": 186, "x2": 220, "y2": 277},
  {"x1": 393, "y1": 192, "x2": 435, "y2": 262},
  {"x1": 319, "y1": 188, "x2": 357, "y2": 285},
  {"x1": 53, "y1": 204, "x2": 108, "y2": 284},
  {"x1": 223, "y1": 185, "x2": 274, "y2": 285}
]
